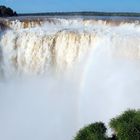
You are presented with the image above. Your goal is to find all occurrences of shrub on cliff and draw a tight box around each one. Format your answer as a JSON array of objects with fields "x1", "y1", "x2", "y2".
[
  {"x1": 74, "y1": 109, "x2": 140, "y2": 140},
  {"x1": 110, "y1": 109, "x2": 140, "y2": 140},
  {"x1": 74, "y1": 122, "x2": 107, "y2": 140},
  {"x1": 0, "y1": 5, "x2": 17, "y2": 17}
]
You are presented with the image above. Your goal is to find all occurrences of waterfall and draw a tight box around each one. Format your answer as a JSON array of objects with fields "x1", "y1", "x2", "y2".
[
  {"x1": 1, "y1": 18, "x2": 140, "y2": 77},
  {"x1": 0, "y1": 17, "x2": 140, "y2": 140}
]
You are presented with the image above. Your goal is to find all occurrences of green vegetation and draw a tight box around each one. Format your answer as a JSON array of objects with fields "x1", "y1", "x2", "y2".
[
  {"x1": 110, "y1": 109, "x2": 140, "y2": 140},
  {"x1": 74, "y1": 109, "x2": 140, "y2": 140},
  {"x1": 19, "y1": 11, "x2": 140, "y2": 17},
  {"x1": 74, "y1": 122, "x2": 107, "y2": 140},
  {"x1": 0, "y1": 5, "x2": 17, "y2": 17},
  {"x1": 1, "y1": 5, "x2": 140, "y2": 17}
]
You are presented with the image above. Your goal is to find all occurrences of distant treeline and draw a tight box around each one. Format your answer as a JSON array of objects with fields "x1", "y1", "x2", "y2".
[
  {"x1": 19, "y1": 11, "x2": 140, "y2": 17},
  {"x1": 1, "y1": 5, "x2": 140, "y2": 18}
]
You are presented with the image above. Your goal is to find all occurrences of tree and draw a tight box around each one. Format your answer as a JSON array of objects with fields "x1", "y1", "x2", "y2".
[
  {"x1": 110, "y1": 109, "x2": 140, "y2": 140},
  {"x1": 74, "y1": 122, "x2": 107, "y2": 140},
  {"x1": 0, "y1": 5, "x2": 17, "y2": 17}
]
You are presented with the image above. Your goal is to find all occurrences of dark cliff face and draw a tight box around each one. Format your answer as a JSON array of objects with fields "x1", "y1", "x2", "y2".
[{"x1": 0, "y1": 5, "x2": 17, "y2": 17}]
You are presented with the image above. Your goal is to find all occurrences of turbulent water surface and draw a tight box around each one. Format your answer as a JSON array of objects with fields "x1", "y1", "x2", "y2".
[{"x1": 0, "y1": 16, "x2": 140, "y2": 140}]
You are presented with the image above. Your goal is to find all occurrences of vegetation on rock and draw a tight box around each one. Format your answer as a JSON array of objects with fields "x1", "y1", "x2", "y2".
[
  {"x1": 0, "y1": 5, "x2": 17, "y2": 17},
  {"x1": 74, "y1": 109, "x2": 140, "y2": 140},
  {"x1": 74, "y1": 122, "x2": 107, "y2": 140},
  {"x1": 110, "y1": 109, "x2": 140, "y2": 140}
]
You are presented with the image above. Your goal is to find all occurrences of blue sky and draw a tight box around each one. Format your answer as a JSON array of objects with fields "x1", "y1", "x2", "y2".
[{"x1": 0, "y1": 0, "x2": 140, "y2": 13}]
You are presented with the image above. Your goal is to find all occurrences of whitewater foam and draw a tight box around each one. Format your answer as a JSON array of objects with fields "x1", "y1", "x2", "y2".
[{"x1": 1, "y1": 18, "x2": 140, "y2": 77}]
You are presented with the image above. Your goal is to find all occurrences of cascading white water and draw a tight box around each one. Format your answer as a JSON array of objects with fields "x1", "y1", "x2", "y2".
[{"x1": 0, "y1": 17, "x2": 140, "y2": 140}]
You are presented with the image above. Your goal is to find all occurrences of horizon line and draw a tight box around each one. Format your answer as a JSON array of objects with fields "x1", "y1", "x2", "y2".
[
  {"x1": 17, "y1": 11, "x2": 140, "y2": 17},
  {"x1": 18, "y1": 11, "x2": 140, "y2": 14}
]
